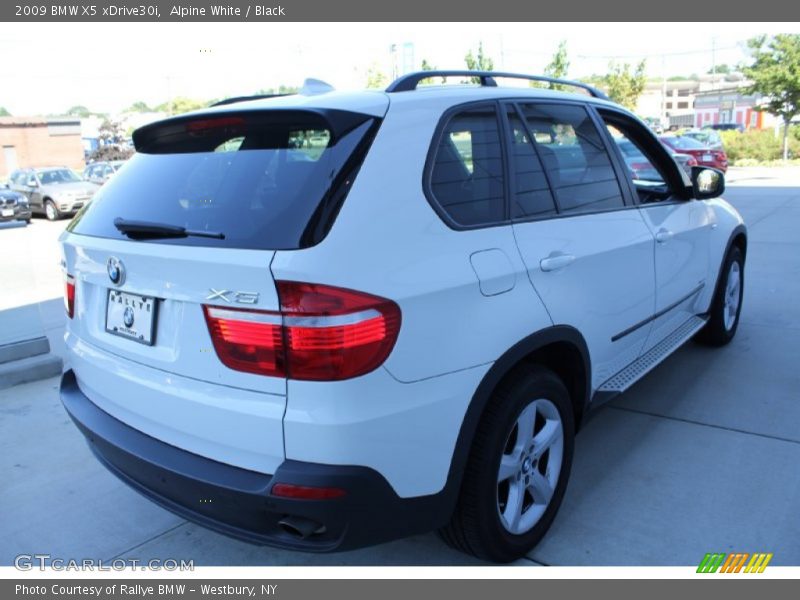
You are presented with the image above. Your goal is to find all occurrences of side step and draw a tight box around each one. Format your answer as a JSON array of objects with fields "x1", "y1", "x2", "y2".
[{"x1": 596, "y1": 315, "x2": 707, "y2": 396}]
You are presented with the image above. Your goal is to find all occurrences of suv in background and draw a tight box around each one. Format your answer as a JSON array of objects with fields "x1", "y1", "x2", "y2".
[
  {"x1": 9, "y1": 167, "x2": 99, "y2": 220},
  {"x1": 59, "y1": 71, "x2": 746, "y2": 562},
  {"x1": 83, "y1": 160, "x2": 126, "y2": 186},
  {"x1": 0, "y1": 183, "x2": 32, "y2": 224}
]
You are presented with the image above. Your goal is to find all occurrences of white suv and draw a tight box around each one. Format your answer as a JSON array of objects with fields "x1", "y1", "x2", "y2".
[{"x1": 59, "y1": 71, "x2": 746, "y2": 563}]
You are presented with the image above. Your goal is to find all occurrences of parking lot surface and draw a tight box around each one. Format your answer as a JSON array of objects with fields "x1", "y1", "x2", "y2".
[{"x1": 1, "y1": 167, "x2": 798, "y2": 566}]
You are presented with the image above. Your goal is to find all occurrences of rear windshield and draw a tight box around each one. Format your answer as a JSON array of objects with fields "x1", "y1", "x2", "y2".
[{"x1": 68, "y1": 110, "x2": 378, "y2": 250}]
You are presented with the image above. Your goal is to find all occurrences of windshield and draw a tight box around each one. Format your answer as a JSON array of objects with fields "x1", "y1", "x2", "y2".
[
  {"x1": 663, "y1": 136, "x2": 707, "y2": 150},
  {"x1": 68, "y1": 110, "x2": 378, "y2": 250},
  {"x1": 37, "y1": 169, "x2": 81, "y2": 184}
]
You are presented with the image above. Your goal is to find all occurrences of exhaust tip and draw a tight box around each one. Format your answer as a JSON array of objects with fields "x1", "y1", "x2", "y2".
[{"x1": 278, "y1": 515, "x2": 326, "y2": 539}]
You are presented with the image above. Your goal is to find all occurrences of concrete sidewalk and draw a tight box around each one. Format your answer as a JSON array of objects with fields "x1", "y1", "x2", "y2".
[{"x1": 1, "y1": 170, "x2": 798, "y2": 566}]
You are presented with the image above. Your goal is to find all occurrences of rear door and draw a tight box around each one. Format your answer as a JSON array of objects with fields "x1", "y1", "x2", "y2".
[{"x1": 506, "y1": 101, "x2": 657, "y2": 388}]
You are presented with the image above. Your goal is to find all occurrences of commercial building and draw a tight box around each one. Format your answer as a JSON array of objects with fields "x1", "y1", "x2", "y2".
[{"x1": 0, "y1": 117, "x2": 84, "y2": 178}]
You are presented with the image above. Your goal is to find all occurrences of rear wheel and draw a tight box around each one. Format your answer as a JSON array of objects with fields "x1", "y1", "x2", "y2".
[
  {"x1": 696, "y1": 246, "x2": 744, "y2": 346},
  {"x1": 44, "y1": 199, "x2": 60, "y2": 221},
  {"x1": 440, "y1": 364, "x2": 575, "y2": 563}
]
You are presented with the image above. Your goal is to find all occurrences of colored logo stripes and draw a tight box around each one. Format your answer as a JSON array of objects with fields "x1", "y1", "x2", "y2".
[{"x1": 697, "y1": 552, "x2": 773, "y2": 573}]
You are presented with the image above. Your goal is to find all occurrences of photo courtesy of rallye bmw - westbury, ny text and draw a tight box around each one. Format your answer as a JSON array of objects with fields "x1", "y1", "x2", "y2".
[{"x1": 14, "y1": 584, "x2": 277, "y2": 597}]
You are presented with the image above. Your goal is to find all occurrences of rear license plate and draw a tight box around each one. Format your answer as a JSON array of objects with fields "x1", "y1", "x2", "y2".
[
  {"x1": 1, "y1": 208, "x2": 13, "y2": 217},
  {"x1": 702, "y1": 153, "x2": 713, "y2": 162},
  {"x1": 105, "y1": 290, "x2": 158, "y2": 345}
]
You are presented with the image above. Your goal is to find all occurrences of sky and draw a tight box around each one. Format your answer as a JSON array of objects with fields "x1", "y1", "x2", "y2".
[{"x1": 1, "y1": 22, "x2": 799, "y2": 116}]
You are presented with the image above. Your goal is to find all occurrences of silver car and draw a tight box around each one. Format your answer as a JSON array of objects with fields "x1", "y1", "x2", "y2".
[{"x1": 9, "y1": 167, "x2": 99, "y2": 221}]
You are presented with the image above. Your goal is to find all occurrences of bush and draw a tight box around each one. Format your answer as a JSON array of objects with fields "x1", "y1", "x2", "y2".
[{"x1": 719, "y1": 129, "x2": 800, "y2": 162}]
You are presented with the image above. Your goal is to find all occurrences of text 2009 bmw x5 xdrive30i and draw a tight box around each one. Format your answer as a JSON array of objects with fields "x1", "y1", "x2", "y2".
[{"x1": 59, "y1": 72, "x2": 746, "y2": 562}]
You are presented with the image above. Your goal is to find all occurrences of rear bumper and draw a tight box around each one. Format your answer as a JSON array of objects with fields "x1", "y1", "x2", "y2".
[{"x1": 60, "y1": 370, "x2": 451, "y2": 552}]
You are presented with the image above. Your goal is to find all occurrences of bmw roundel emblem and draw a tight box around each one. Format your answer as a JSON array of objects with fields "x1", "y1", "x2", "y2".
[
  {"x1": 107, "y1": 257, "x2": 125, "y2": 286},
  {"x1": 123, "y1": 306, "x2": 135, "y2": 328}
]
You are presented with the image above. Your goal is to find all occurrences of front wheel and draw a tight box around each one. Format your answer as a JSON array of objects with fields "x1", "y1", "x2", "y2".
[
  {"x1": 696, "y1": 246, "x2": 744, "y2": 346},
  {"x1": 440, "y1": 364, "x2": 575, "y2": 563},
  {"x1": 44, "y1": 200, "x2": 60, "y2": 221}
]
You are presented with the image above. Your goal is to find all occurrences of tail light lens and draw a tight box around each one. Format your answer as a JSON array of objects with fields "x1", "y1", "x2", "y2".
[
  {"x1": 686, "y1": 156, "x2": 698, "y2": 166},
  {"x1": 64, "y1": 275, "x2": 75, "y2": 319},
  {"x1": 203, "y1": 282, "x2": 401, "y2": 381}
]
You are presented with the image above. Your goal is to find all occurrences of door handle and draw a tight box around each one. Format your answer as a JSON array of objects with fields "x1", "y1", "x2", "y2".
[
  {"x1": 655, "y1": 229, "x2": 674, "y2": 244},
  {"x1": 540, "y1": 252, "x2": 576, "y2": 272}
]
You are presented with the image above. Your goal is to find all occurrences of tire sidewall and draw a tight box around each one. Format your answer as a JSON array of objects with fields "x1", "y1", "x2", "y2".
[
  {"x1": 45, "y1": 200, "x2": 58, "y2": 221},
  {"x1": 474, "y1": 369, "x2": 575, "y2": 561},
  {"x1": 716, "y1": 246, "x2": 744, "y2": 342}
]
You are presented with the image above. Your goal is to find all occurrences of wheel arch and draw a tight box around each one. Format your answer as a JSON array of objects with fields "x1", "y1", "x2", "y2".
[
  {"x1": 436, "y1": 326, "x2": 591, "y2": 515},
  {"x1": 707, "y1": 224, "x2": 747, "y2": 315}
]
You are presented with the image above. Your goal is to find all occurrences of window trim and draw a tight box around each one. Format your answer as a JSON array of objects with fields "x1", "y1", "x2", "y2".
[
  {"x1": 423, "y1": 100, "x2": 511, "y2": 231},
  {"x1": 591, "y1": 105, "x2": 692, "y2": 205}
]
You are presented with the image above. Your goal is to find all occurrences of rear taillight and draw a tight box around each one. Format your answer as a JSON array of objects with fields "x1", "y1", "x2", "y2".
[
  {"x1": 203, "y1": 282, "x2": 401, "y2": 381},
  {"x1": 686, "y1": 156, "x2": 698, "y2": 166},
  {"x1": 64, "y1": 275, "x2": 75, "y2": 319}
]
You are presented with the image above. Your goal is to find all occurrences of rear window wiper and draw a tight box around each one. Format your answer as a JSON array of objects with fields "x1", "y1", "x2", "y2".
[{"x1": 113, "y1": 218, "x2": 225, "y2": 240}]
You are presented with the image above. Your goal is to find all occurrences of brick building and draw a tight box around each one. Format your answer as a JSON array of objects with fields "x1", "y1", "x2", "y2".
[{"x1": 0, "y1": 117, "x2": 84, "y2": 178}]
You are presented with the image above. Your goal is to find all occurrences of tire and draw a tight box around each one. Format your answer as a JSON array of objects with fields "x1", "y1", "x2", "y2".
[
  {"x1": 696, "y1": 246, "x2": 744, "y2": 346},
  {"x1": 440, "y1": 364, "x2": 575, "y2": 563},
  {"x1": 44, "y1": 200, "x2": 60, "y2": 221}
]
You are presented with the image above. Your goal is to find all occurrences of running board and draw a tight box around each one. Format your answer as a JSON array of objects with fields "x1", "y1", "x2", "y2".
[{"x1": 596, "y1": 315, "x2": 707, "y2": 396}]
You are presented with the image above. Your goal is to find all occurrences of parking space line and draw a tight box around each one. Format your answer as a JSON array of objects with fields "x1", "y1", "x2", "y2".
[
  {"x1": 107, "y1": 521, "x2": 189, "y2": 561},
  {"x1": 606, "y1": 405, "x2": 800, "y2": 446}
]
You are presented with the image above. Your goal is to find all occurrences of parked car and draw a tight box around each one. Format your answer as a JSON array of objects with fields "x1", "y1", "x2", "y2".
[
  {"x1": 59, "y1": 71, "x2": 746, "y2": 563},
  {"x1": 681, "y1": 128, "x2": 724, "y2": 150},
  {"x1": 83, "y1": 160, "x2": 126, "y2": 186},
  {"x1": 8, "y1": 167, "x2": 99, "y2": 220},
  {"x1": 660, "y1": 135, "x2": 728, "y2": 172},
  {"x1": 0, "y1": 184, "x2": 32, "y2": 224},
  {"x1": 708, "y1": 123, "x2": 744, "y2": 132},
  {"x1": 616, "y1": 139, "x2": 697, "y2": 179}
]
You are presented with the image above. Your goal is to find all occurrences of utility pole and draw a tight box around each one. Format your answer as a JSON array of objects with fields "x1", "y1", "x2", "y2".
[
  {"x1": 711, "y1": 37, "x2": 716, "y2": 90},
  {"x1": 661, "y1": 54, "x2": 667, "y2": 129}
]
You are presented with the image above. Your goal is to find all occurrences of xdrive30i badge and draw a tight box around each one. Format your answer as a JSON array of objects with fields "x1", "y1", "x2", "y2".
[{"x1": 107, "y1": 257, "x2": 125, "y2": 286}]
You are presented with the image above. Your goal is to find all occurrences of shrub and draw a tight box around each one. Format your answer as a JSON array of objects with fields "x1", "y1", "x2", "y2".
[{"x1": 719, "y1": 129, "x2": 800, "y2": 162}]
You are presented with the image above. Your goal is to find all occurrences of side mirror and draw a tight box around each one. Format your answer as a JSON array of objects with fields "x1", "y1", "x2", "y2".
[
  {"x1": 27, "y1": 179, "x2": 39, "y2": 188},
  {"x1": 691, "y1": 166, "x2": 724, "y2": 200}
]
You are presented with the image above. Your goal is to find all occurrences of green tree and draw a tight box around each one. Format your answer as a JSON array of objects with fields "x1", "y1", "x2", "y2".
[
  {"x1": 707, "y1": 64, "x2": 732, "y2": 75},
  {"x1": 89, "y1": 119, "x2": 134, "y2": 162},
  {"x1": 365, "y1": 63, "x2": 389, "y2": 89},
  {"x1": 743, "y1": 34, "x2": 800, "y2": 160},
  {"x1": 66, "y1": 105, "x2": 91, "y2": 118},
  {"x1": 464, "y1": 42, "x2": 494, "y2": 83},
  {"x1": 531, "y1": 40, "x2": 570, "y2": 90},
  {"x1": 0, "y1": 107, "x2": 10, "y2": 117},
  {"x1": 604, "y1": 60, "x2": 647, "y2": 110},
  {"x1": 156, "y1": 97, "x2": 208, "y2": 116},
  {"x1": 125, "y1": 101, "x2": 152, "y2": 113}
]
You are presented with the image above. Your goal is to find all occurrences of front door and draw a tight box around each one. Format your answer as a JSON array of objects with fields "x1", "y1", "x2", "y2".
[{"x1": 505, "y1": 102, "x2": 657, "y2": 388}]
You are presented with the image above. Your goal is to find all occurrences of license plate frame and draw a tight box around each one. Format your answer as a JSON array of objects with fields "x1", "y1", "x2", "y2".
[
  {"x1": 702, "y1": 153, "x2": 713, "y2": 162},
  {"x1": 105, "y1": 289, "x2": 158, "y2": 346}
]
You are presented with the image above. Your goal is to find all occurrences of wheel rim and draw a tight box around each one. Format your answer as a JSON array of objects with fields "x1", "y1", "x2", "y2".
[
  {"x1": 723, "y1": 261, "x2": 741, "y2": 331},
  {"x1": 45, "y1": 203, "x2": 55, "y2": 220},
  {"x1": 496, "y1": 398, "x2": 564, "y2": 535}
]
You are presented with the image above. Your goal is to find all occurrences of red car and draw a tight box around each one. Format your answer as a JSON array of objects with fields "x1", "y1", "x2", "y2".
[{"x1": 659, "y1": 135, "x2": 728, "y2": 172}]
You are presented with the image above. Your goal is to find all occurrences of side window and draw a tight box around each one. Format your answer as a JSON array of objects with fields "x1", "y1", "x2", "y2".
[
  {"x1": 430, "y1": 105, "x2": 505, "y2": 227},
  {"x1": 606, "y1": 125, "x2": 665, "y2": 185},
  {"x1": 597, "y1": 110, "x2": 682, "y2": 204},
  {"x1": 506, "y1": 110, "x2": 557, "y2": 219},
  {"x1": 517, "y1": 103, "x2": 625, "y2": 215}
]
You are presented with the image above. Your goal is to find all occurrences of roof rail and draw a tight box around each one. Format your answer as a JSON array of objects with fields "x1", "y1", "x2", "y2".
[{"x1": 385, "y1": 70, "x2": 609, "y2": 100}]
